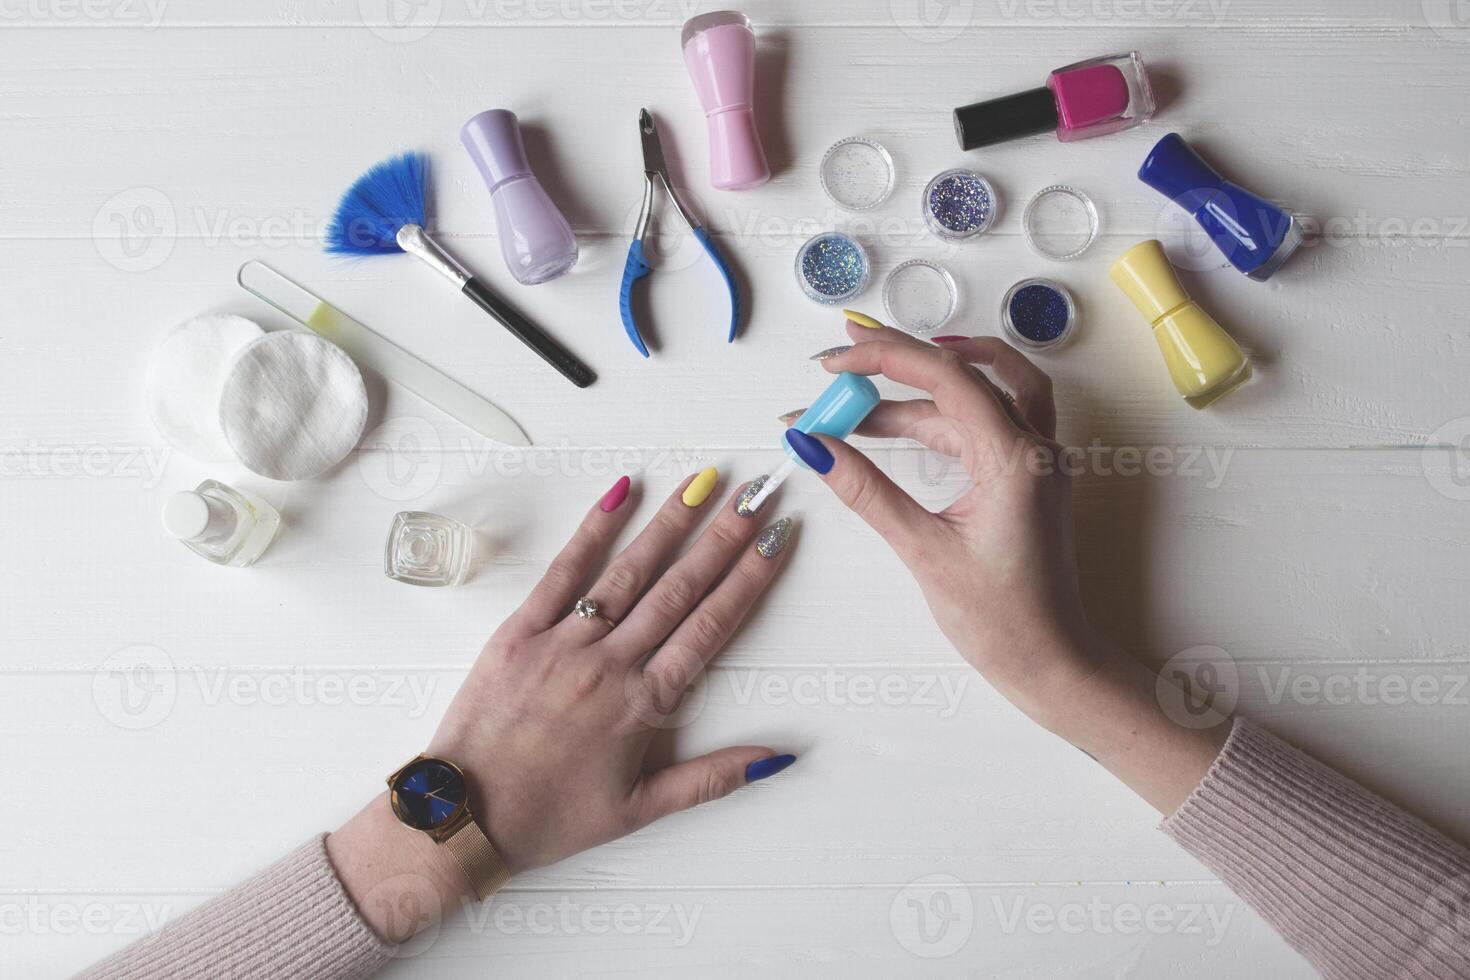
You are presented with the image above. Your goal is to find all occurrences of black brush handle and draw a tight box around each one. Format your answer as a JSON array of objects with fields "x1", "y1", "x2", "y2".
[{"x1": 462, "y1": 277, "x2": 595, "y2": 389}]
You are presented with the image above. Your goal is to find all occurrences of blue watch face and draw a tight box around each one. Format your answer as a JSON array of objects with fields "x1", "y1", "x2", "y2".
[{"x1": 390, "y1": 759, "x2": 468, "y2": 831}]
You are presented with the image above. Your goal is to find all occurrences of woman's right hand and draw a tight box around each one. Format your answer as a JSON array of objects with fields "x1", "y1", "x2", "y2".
[
  {"x1": 789, "y1": 320, "x2": 1103, "y2": 729},
  {"x1": 790, "y1": 318, "x2": 1229, "y2": 813}
]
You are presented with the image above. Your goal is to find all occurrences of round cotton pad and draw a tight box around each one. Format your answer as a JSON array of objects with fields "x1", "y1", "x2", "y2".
[
  {"x1": 145, "y1": 314, "x2": 266, "y2": 462},
  {"x1": 219, "y1": 332, "x2": 369, "y2": 481}
]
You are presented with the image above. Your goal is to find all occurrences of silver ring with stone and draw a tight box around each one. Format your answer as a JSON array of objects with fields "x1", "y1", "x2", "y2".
[{"x1": 573, "y1": 597, "x2": 617, "y2": 629}]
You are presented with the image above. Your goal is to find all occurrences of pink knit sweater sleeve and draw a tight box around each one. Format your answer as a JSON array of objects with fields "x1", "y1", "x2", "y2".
[
  {"x1": 76, "y1": 835, "x2": 394, "y2": 980},
  {"x1": 1162, "y1": 719, "x2": 1470, "y2": 979}
]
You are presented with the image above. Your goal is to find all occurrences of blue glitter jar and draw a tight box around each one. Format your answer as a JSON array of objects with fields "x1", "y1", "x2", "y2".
[
  {"x1": 1002, "y1": 278, "x2": 1077, "y2": 351},
  {"x1": 795, "y1": 232, "x2": 870, "y2": 305},
  {"x1": 923, "y1": 168, "x2": 999, "y2": 241}
]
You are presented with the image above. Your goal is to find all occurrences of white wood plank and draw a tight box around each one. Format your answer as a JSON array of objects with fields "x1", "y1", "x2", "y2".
[
  {"x1": 3, "y1": 235, "x2": 1469, "y2": 451},
  {"x1": 4, "y1": 650, "x2": 1466, "y2": 889},
  {"x1": 1, "y1": 25, "x2": 1467, "y2": 243},
  {"x1": 4, "y1": 449, "x2": 1468, "y2": 671},
  {"x1": 0, "y1": 0, "x2": 1437, "y2": 30}
]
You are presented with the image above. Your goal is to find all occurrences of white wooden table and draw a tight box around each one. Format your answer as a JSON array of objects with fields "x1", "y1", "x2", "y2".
[{"x1": 4, "y1": 2, "x2": 1468, "y2": 976}]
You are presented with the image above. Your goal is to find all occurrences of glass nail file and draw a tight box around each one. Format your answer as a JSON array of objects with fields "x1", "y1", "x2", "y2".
[{"x1": 238, "y1": 260, "x2": 530, "y2": 448}]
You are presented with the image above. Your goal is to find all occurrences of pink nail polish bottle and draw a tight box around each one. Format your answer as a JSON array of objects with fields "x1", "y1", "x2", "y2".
[
  {"x1": 681, "y1": 10, "x2": 770, "y2": 191},
  {"x1": 954, "y1": 52, "x2": 1156, "y2": 150}
]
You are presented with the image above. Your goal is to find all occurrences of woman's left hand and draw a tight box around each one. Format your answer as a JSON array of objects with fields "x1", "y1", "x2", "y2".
[{"x1": 328, "y1": 472, "x2": 797, "y2": 942}]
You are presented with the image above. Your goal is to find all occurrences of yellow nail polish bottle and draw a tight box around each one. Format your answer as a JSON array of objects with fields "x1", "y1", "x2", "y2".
[{"x1": 1110, "y1": 240, "x2": 1252, "y2": 410}]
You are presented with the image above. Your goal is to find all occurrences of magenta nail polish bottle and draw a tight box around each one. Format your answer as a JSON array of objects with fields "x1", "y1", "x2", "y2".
[{"x1": 954, "y1": 52, "x2": 1156, "y2": 150}]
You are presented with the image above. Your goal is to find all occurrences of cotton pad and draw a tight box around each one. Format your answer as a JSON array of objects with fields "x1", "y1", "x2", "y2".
[
  {"x1": 218, "y1": 331, "x2": 369, "y2": 481},
  {"x1": 145, "y1": 314, "x2": 265, "y2": 462}
]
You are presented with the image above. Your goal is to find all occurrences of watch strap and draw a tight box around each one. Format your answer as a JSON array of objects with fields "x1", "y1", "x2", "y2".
[{"x1": 444, "y1": 820, "x2": 510, "y2": 901}]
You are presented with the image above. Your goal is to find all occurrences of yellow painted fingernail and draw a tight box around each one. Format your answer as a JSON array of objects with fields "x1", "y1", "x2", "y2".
[
  {"x1": 682, "y1": 467, "x2": 719, "y2": 507},
  {"x1": 843, "y1": 309, "x2": 885, "y2": 330}
]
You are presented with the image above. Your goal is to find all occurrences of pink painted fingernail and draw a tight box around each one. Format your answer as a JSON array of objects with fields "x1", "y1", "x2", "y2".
[
  {"x1": 933, "y1": 335, "x2": 969, "y2": 343},
  {"x1": 600, "y1": 476, "x2": 631, "y2": 512}
]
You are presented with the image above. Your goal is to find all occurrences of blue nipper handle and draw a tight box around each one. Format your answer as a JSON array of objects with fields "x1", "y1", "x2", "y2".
[
  {"x1": 618, "y1": 239, "x2": 653, "y2": 358},
  {"x1": 694, "y1": 226, "x2": 741, "y2": 344}
]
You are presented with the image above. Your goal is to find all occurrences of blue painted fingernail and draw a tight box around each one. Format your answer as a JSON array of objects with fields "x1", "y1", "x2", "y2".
[
  {"x1": 745, "y1": 754, "x2": 797, "y2": 783},
  {"x1": 784, "y1": 429, "x2": 834, "y2": 475}
]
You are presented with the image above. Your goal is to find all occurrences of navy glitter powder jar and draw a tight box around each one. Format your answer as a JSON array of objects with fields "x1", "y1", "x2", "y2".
[
  {"x1": 923, "y1": 168, "x2": 999, "y2": 241},
  {"x1": 795, "y1": 232, "x2": 870, "y2": 305},
  {"x1": 1002, "y1": 278, "x2": 1077, "y2": 351}
]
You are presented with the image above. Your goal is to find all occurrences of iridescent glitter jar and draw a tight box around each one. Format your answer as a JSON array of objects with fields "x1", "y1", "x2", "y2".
[
  {"x1": 923, "y1": 168, "x2": 999, "y2": 241},
  {"x1": 1002, "y1": 278, "x2": 1077, "y2": 351},
  {"x1": 795, "y1": 232, "x2": 870, "y2": 305}
]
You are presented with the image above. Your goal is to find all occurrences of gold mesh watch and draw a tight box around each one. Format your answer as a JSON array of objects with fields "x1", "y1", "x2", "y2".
[{"x1": 386, "y1": 754, "x2": 510, "y2": 901}]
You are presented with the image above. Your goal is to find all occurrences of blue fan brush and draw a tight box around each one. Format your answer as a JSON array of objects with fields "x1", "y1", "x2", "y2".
[{"x1": 325, "y1": 153, "x2": 594, "y2": 389}]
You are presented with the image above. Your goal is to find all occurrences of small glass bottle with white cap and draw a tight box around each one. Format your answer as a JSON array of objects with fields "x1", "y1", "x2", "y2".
[{"x1": 162, "y1": 479, "x2": 281, "y2": 567}]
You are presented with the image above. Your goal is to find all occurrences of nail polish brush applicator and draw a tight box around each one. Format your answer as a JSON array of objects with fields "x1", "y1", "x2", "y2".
[
  {"x1": 745, "y1": 372, "x2": 881, "y2": 513},
  {"x1": 325, "y1": 152, "x2": 595, "y2": 388}
]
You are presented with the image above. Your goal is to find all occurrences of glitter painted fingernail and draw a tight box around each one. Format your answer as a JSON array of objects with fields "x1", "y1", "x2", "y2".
[
  {"x1": 810, "y1": 345, "x2": 853, "y2": 362},
  {"x1": 933, "y1": 335, "x2": 969, "y2": 343},
  {"x1": 778, "y1": 408, "x2": 806, "y2": 425},
  {"x1": 843, "y1": 309, "x2": 885, "y2": 330},
  {"x1": 735, "y1": 476, "x2": 770, "y2": 518},
  {"x1": 755, "y1": 517, "x2": 794, "y2": 559},
  {"x1": 682, "y1": 467, "x2": 719, "y2": 508}
]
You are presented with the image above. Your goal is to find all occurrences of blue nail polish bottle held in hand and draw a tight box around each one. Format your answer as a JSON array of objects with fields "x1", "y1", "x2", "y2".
[
  {"x1": 745, "y1": 372, "x2": 880, "y2": 513},
  {"x1": 1139, "y1": 133, "x2": 1304, "y2": 282},
  {"x1": 788, "y1": 372, "x2": 881, "y2": 465}
]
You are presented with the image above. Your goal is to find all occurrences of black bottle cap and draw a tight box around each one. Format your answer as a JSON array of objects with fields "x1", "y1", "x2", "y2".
[{"x1": 953, "y1": 87, "x2": 1059, "y2": 150}]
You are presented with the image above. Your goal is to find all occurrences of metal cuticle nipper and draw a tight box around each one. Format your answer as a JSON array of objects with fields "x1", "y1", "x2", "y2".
[{"x1": 619, "y1": 108, "x2": 742, "y2": 357}]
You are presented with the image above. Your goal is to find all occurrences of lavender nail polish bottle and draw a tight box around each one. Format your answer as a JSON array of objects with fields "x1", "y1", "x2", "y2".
[{"x1": 461, "y1": 109, "x2": 579, "y2": 285}]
